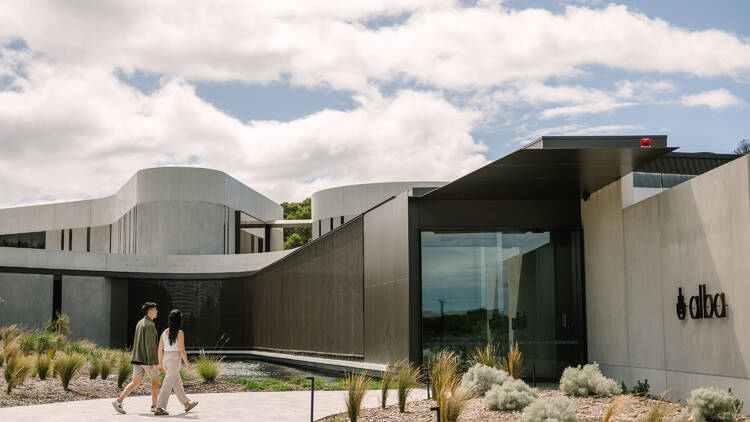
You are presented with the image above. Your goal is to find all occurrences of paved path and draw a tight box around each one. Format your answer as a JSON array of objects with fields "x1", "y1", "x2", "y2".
[{"x1": 0, "y1": 388, "x2": 429, "y2": 421}]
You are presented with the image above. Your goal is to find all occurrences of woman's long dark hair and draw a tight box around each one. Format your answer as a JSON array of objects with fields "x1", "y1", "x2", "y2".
[{"x1": 167, "y1": 309, "x2": 182, "y2": 346}]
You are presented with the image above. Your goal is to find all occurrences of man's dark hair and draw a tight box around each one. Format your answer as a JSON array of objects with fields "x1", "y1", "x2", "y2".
[{"x1": 142, "y1": 302, "x2": 157, "y2": 315}]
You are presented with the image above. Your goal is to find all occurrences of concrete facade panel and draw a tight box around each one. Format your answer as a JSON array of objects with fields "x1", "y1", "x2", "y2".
[
  {"x1": 61, "y1": 275, "x2": 126, "y2": 347},
  {"x1": 0, "y1": 273, "x2": 52, "y2": 329},
  {"x1": 585, "y1": 155, "x2": 750, "y2": 401},
  {"x1": 136, "y1": 201, "x2": 226, "y2": 255},
  {"x1": 90, "y1": 225, "x2": 109, "y2": 253}
]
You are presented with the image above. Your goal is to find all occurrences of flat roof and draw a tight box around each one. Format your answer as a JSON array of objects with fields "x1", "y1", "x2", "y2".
[{"x1": 421, "y1": 135, "x2": 675, "y2": 200}]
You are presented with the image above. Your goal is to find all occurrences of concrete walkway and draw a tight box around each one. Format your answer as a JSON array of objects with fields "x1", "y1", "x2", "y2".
[{"x1": 0, "y1": 388, "x2": 429, "y2": 421}]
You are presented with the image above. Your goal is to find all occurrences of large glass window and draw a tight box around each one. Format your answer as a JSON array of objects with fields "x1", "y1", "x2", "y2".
[
  {"x1": 0, "y1": 231, "x2": 46, "y2": 249},
  {"x1": 421, "y1": 230, "x2": 584, "y2": 379}
]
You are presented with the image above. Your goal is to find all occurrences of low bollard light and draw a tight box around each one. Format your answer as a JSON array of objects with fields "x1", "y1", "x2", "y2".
[
  {"x1": 430, "y1": 406, "x2": 440, "y2": 422},
  {"x1": 306, "y1": 376, "x2": 315, "y2": 422}
]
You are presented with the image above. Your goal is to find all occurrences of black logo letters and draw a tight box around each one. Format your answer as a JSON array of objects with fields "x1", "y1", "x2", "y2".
[{"x1": 677, "y1": 284, "x2": 727, "y2": 320}]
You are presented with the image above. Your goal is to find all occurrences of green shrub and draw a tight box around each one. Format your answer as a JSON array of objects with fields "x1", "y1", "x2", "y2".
[
  {"x1": 45, "y1": 312, "x2": 71, "y2": 336},
  {"x1": 560, "y1": 362, "x2": 620, "y2": 397},
  {"x1": 88, "y1": 358, "x2": 100, "y2": 379},
  {"x1": 485, "y1": 378, "x2": 538, "y2": 411},
  {"x1": 35, "y1": 332, "x2": 55, "y2": 356},
  {"x1": 395, "y1": 361, "x2": 422, "y2": 413},
  {"x1": 461, "y1": 363, "x2": 509, "y2": 396},
  {"x1": 687, "y1": 387, "x2": 737, "y2": 422},
  {"x1": 53, "y1": 352, "x2": 86, "y2": 390},
  {"x1": 239, "y1": 378, "x2": 295, "y2": 392},
  {"x1": 520, "y1": 397, "x2": 577, "y2": 422},
  {"x1": 632, "y1": 379, "x2": 650, "y2": 397},
  {"x1": 97, "y1": 350, "x2": 116, "y2": 379},
  {"x1": 193, "y1": 349, "x2": 223, "y2": 383},
  {"x1": 17, "y1": 333, "x2": 37, "y2": 355},
  {"x1": 64, "y1": 340, "x2": 96, "y2": 356},
  {"x1": 344, "y1": 372, "x2": 370, "y2": 422},
  {"x1": 117, "y1": 353, "x2": 133, "y2": 388},
  {"x1": 36, "y1": 355, "x2": 52, "y2": 380},
  {"x1": 4, "y1": 354, "x2": 33, "y2": 394},
  {"x1": 728, "y1": 388, "x2": 744, "y2": 415}
]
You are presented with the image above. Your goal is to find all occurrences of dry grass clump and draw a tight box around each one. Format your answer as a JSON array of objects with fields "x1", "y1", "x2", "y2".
[
  {"x1": 344, "y1": 371, "x2": 371, "y2": 422},
  {"x1": 396, "y1": 360, "x2": 423, "y2": 413},
  {"x1": 380, "y1": 361, "x2": 398, "y2": 408},
  {"x1": 0, "y1": 324, "x2": 21, "y2": 345},
  {"x1": 501, "y1": 341, "x2": 524, "y2": 379},
  {"x1": 428, "y1": 348, "x2": 471, "y2": 422},
  {"x1": 35, "y1": 354, "x2": 53, "y2": 380},
  {"x1": 116, "y1": 351, "x2": 133, "y2": 388},
  {"x1": 470, "y1": 339, "x2": 501, "y2": 369},
  {"x1": 193, "y1": 349, "x2": 223, "y2": 383},
  {"x1": 53, "y1": 352, "x2": 86, "y2": 390},
  {"x1": 4, "y1": 354, "x2": 33, "y2": 394},
  {"x1": 1, "y1": 339, "x2": 21, "y2": 366},
  {"x1": 602, "y1": 396, "x2": 625, "y2": 422}
]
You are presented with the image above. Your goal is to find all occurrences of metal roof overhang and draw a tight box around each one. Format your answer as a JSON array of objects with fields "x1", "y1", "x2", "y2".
[{"x1": 421, "y1": 136, "x2": 676, "y2": 201}]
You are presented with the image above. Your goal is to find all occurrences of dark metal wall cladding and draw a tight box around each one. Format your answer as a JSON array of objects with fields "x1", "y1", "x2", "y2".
[
  {"x1": 363, "y1": 194, "x2": 411, "y2": 364},
  {"x1": 636, "y1": 153, "x2": 738, "y2": 175},
  {"x1": 248, "y1": 218, "x2": 364, "y2": 357}
]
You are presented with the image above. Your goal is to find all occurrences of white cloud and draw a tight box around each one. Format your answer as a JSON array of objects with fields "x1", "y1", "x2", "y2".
[
  {"x1": 0, "y1": 59, "x2": 487, "y2": 206},
  {"x1": 1, "y1": 3, "x2": 749, "y2": 91},
  {"x1": 680, "y1": 88, "x2": 745, "y2": 109}
]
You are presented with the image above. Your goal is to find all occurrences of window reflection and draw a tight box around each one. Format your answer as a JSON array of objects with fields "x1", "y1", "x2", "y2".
[{"x1": 421, "y1": 230, "x2": 584, "y2": 379}]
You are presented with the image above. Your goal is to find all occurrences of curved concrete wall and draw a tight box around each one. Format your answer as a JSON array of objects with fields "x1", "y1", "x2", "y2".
[
  {"x1": 311, "y1": 181, "x2": 445, "y2": 238},
  {"x1": 0, "y1": 167, "x2": 283, "y2": 235}
]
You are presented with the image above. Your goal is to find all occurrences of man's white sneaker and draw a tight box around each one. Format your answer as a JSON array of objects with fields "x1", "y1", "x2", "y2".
[
  {"x1": 112, "y1": 400, "x2": 126, "y2": 414},
  {"x1": 151, "y1": 406, "x2": 156, "y2": 413}
]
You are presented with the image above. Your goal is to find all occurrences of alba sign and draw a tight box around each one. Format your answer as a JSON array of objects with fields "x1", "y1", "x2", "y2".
[{"x1": 676, "y1": 284, "x2": 727, "y2": 320}]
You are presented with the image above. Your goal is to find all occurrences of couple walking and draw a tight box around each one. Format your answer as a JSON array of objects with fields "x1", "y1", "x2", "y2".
[{"x1": 112, "y1": 302, "x2": 199, "y2": 415}]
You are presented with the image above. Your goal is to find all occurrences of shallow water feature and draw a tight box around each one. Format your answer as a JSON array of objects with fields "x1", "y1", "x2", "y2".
[{"x1": 220, "y1": 359, "x2": 340, "y2": 384}]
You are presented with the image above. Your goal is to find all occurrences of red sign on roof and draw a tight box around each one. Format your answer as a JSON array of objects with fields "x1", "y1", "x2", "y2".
[{"x1": 640, "y1": 137, "x2": 653, "y2": 148}]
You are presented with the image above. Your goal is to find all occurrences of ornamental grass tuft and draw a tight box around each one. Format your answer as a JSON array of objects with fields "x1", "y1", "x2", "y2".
[
  {"x1": 442, "y1": 377, "x2": 473, "y2": 422},
  {"x1": 36, "y1": 354, "x2": 52, "y2": 380},
  {"x1": 602, "y1": 396, "x2": 625, "y2": 422},
  {"x1": 193, "y1": 349, "x2": 223, "y2": 383},
  {"x1": 116, "y1": 351, "x2": 133, "y2": 388},
  {"x1": 1, "y1": 339, "x2": 21, "y2": 366},
  {"x1": 427, "y1": 348, "x2": 460, "y2": 403},
  {"x1": 395, "y1": 360, "x2": 422, "y2": 413},
  {"x1": 0, "y1": 324, "x2": 21, "y2": 345},
  {"x1": 380, "y1": 361, "x2": 398, "y2": 409},
  {"x1": 501, "y1": 341, "x2": 524, "y2": 379},
  {"x1": 53, "y1": 352, "x2": 86, "y2": 391},
  {"x1": 344, "y1": 372, "x2": 370, "y2": 422},
  {"x1": 470, "y1": 338, "x2": 501, "y2": 369},
  {"x1": 4, "y1": 354, "x2": 33, "y2": 394}
]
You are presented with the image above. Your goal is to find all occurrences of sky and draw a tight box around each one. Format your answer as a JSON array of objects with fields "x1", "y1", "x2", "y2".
[{"x1": 0, "y1": 0, "x2": 748, "y2": 207}]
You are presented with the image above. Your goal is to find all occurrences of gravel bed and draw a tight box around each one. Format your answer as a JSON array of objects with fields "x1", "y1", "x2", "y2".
[
  {"x1": 320, "y1": 389, "x2": 750, "y2": 421},
  {"x1": 0, "y1": 372, "x2": 243, "y2": 408}
]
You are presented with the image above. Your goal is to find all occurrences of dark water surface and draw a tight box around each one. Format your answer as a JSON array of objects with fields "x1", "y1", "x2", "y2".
[{"x1": 220, "y1": 359, "x2": 340, "y2": 384}]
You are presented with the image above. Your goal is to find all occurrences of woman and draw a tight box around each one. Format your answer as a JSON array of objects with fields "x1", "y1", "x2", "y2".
[{"x1": 154, "y1": 309, "x2": 198, "y2": 415}]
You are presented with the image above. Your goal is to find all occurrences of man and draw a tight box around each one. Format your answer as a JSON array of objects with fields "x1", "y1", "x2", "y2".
[{"x1": 112, "y1": 302, "x2": 161, "y2": 414}]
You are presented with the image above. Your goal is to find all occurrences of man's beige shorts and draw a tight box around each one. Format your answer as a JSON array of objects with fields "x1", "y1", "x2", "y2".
[{"x1": 133, "y1": 364, "x2": 159, "y2": 380}]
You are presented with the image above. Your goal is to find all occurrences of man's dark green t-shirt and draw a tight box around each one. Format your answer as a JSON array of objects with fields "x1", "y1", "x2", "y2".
[{"x1": 131, "y1": 316, "x2": 158, "y2": 365}]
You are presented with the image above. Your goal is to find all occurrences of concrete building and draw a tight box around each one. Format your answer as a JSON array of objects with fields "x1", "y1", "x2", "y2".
[{"x1": 0, "y1": 136, "x2": 747, "y2": 403}]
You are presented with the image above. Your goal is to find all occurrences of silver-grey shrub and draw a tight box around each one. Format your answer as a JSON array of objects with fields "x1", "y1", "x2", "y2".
[
  {"x1": 687, "y1": 387, "x2": 735, "y2": 422},
  {"x1": 559, "y1": 362, "x2": 620, "y2": 397},
  {"x1": 461, "y1": 363, "x2": 509, "y2": 396},
  {"x1": 521, "y1": 396, "x2": 577, "y2": 422},
  {"x1": 485, "y1": 378, "x2": 538, "y2": 411}
]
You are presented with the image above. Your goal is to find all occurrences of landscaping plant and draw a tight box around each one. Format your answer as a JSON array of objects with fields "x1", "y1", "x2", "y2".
[
  {"x1": 644, "y1": 399, "x2": 669, "y2": 422},
  {"x1": 0, "y1": 324, "x2": 20, "y2": 345},
  {"x1": 602, "y1": 396, "x2": 625, "y2": 422},
  {"x1": 53, "y1": 352, "x2": 86, "y2": 390},
  {"x1": 427, "y1": 348, "x2": 459, "y2": 401},
  {"x1": 469, "y1": 338, "x2": 501, "y2": 369},
  {"x1": 344, "y1": 372, "x2": 370, "y2": 422},
  {"x1": 560, "y1": 362, "x2": 620, "y2": 397},
  {"x1": 484, "y1": 378, "x2": 538, "y2": 411},
  {"x1": 380, "y1": 361, "x2": 398, "y2": 408},
  {"x1": 116, "y1": 351, "x2": 133, "y2": 388},
  {"x1": 17, "y1": 332, "x2": 37, "y2": 355},
  {"x1": 1, "y1": 339, "x2": 21, "y2": 366},
  {"x1": 193, "y1": 348, "x2": 223, "y2": 383},
  {"x1": 520, "y1": 396, "x2": 577, "y2": 422},
  {"x1": 45, "y1": 312, "x2": 71, "y2": 336},
  {"x1": 631, "y1": 379, "x2": 650, "y2": 397},
  {"x1": 441, "y1": 377, "x2": 473, "y2": 422},
  {"x1": 687, "y1": 387, "x2": 737, "y2": 422},
  {"x1": 501, "y1": 341, "x2": 524, "y2": 379},
  {"x1": 36, "y1": 354, "x2": 52, "y2": 380},
  {"x1": 4, "y1": 354, "x2": 33, "y2": 394},
  {"x1": 461, "y1": 363, "x2": 509, "y2": 396},
  {"x1": 35, "y1": 332, "x2": 55, "y2": 356},
  {"x1": 395, "y1": 360, "x2": 422, "y2": 413}
]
